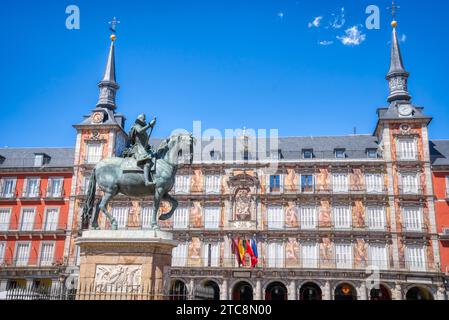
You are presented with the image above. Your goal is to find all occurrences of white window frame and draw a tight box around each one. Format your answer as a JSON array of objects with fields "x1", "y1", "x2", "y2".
[
  {"x1": 86, "y1": 142, "x2": 103, "y2": 164},
  {"x1": 365, "y1": 174, "x2": 383, "y2": 193},
  {"x1": 335, "y1": 243, "x2": 353, "y2": 269},
  {"x1": 369, "y1": 244, "x2": 388, "y2": 270},
  {"x1": 0, "y1": 208, "x2": 12, "y2": 232},
  {"x1": 47, "y1": 177, "x2": 64, "y2": 198},
  {"x1": 366, "y1": 206, "x2": 386, "y2": 231},
  {"x1": 0, "y1": 177, "x2": 17, "y2": 198},
  {"x1": 332, "y1": 173, "x2": 349, "y2": 193},
  {"x1": 301, "y1": 243, "x2": 318, "y2": 268},
  {"x1": 174, "y1": 175, "x2": 190, "y2": 194},
  {"x1": 397, "y1": 138, "x2": 418, "y2": 160},
  {"x1": 204, "y1": 206, "x2": 220, "y2": 230},
  {"x1": 0, "y1": 242, "x2": 6, "y2": 265},
  {"x1": 14, "y1": 242, "x2": 31, "y2": 267},
  {"x1": 43, "y1": 207, "x2": 60, "y2": 231},
  {"x1": 269, "y1": 175, "x2": 282, "y2": 193},
  {"x1": 172, "y1": 242, "x2": 188, "y2": 267},
  {"x1": 173, "y1": 206, "x2": 189, "y2": 230},
  {"x1": 333, "y1": 206, "x2": 352, "y2": 230},
  {"x1": 300, "y1": 206, "x2": 317, "y2": 230},
  {"x1": 111, "y1": 207, "x2": 129, "y2": 230},
  {"x1": 39, "y1": 241, "x2": 55, "y2": 267},
  {"x1": 267, "y1": 242, "x2": 284, "y2": 268},
  {"x1": 406, "y1": 245, "x2": 426, "y2": 272},
  {"x1": 203, "y1": 242, "x2": 220, "y2": 267},
  {"x1": 19, "y1": 208, "x2": 36, "y2": 231},
  {"x1": 205, "y1": 175, "x2": 221, "y2": 194},
  {"x1": 22, "y1": 177, "x2": 40, "y2": 198},
  {"x1": 300, "y1": 174, "x2": 315, "y2": 193},
  {"x1": 267, "y1": 206, "x2": 284, "y2": 230},
  {"x1": 402, "y1": 206, "x2": 423, "y2": 232},
  {"x1": 34, "y1": 154, "x2": 44, "y2": 167},
  {"x1": 401, "y1": 173, "x2": 419, "y2": 194}
]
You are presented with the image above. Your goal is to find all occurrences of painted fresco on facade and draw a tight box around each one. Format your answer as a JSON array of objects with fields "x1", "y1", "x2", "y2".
[
  {"x1": 320, "y1": 238, "x2": 334, "y2": 268},
  {"x1": 352, "y1": 200, "x2": 365, "y2": 228},
  {"x1": 350, "y1": 168, "x2": 365, "y2": 191},
  {"x1": 188, "y1": 237, "x2": 202, "y2": 267},
  {"x1": 319, "y1": 200, "x2": 332, "y2": 228},
  {"x1": 284, "y1": 169, "x2": 299, "y2": 192},
  {"x1": 286, "y1": 238, "x2": 299, "y2": 268},
  {"x1": 317, "y1": 168, "x2": 330, "y2": 191},
  {"x1": 191, "y1": 169, "x2": 204, "y2": 193},
  {"x1": 354, "y1": 239, "x2": 367, "y2": 268},
  {"x1": 190, "y1": 201, "x2": 203, "y2": 228},
  {"x1": 285, "y1": 202, "x2": 299, "y2": 228}
]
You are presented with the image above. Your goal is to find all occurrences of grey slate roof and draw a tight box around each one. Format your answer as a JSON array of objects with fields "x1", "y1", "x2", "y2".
[
  {"x1": 0, "y1": 147, "x2": 75, "y2": 169},
  {"x1": 430, "y1": 140, "x2": 449, "y2": 166}
]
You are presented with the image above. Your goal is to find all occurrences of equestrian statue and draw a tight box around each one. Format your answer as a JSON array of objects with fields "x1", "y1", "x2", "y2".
[{"x1": 82, "y1": 114, "x2": 194, "y2": 230}]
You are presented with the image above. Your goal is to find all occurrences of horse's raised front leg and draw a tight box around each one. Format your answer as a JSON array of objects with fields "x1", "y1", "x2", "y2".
[
  {"x1": 152, "y1": 188, "x2": 164, "y2": 230},
  {"x1": 98, "y1": 191, "x2": 118, "y2": 230},
  {"x1": 159, "y1": 193, "x2": 178, "y2": 221}
]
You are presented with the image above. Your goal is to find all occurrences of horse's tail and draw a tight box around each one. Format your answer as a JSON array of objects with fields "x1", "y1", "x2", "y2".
[{"x1": 82, "y1": 168, "x2": 97, "y2": 229}]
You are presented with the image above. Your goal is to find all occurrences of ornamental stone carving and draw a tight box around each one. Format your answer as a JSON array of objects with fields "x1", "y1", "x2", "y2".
[{"x1": 95, "y1": 265, "x2": 142, "y2": 291}]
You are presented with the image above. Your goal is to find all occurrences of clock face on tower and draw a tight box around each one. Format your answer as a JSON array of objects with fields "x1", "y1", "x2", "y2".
[{"x1": 398, "y1": 104, "x2": 413, "y2": 117}]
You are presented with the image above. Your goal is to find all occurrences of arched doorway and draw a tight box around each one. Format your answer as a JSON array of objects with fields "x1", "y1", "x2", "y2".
[
  {"x1": 370, "y1": 285, "x2": 392, "y2": 300},
  {"x1": 300, "y1": 283, "x2": 322, "y2": 300},
  {"x1": 406, "y1": 287, "x2": 434, "y2": 300},
  {"x1": 334, "y1": 283, "x2": 357, "y2": 301},
  {"x1": 170, "y1": 280, "x2": 188, "y2": 300},
  {"x1": 265, "y1": 282, "x2": 288, "y2": 300},
  {"x1": 232, "y1": 281, "x2": 253, "y2": 301},
  {"x1": 203, "y1": 281, "x2": 220, "y2": 300}
]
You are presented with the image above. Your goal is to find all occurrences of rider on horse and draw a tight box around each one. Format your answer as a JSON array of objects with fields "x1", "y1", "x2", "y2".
[{"x1": 126, "y1": 114, "x2": 157, "y2": 186}]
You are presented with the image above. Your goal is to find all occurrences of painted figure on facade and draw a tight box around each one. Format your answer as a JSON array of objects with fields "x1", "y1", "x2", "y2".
[
  {"x1": 319, "y1": 200, "x2": 331, "y2": 228},
  {"x1": 285, "y1": 169, "x2": 299, "y2": 192},
  {"x1": 285, "y1": 202, "x2": 299, "y2": 228},
  {"x1": 353, "y1": 201, "x2": 365, "y2": 228},
  {"x1": 126, "y1": 114, "x2": 157, "y2": 186},
  {"x1": 354, "y1": 239, "x2": 367, "y2": 267},
  {"x1": 191, "y1": 169, "x2": 204, "y2": 193}
]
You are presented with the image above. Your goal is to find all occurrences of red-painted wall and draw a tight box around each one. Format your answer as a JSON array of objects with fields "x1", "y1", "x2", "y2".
[{"x1": 433, "y1": 172, "x2": 449, "y2": 273}]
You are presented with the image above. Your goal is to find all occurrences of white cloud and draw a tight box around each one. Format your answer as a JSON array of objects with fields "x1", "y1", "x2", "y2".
[
  {"x1": 308, "y1": 16, "x2": 323, "y2": 28},
  {"x1": 330, "y1": 7, "x2": 346, "y2": 29},
  {"x1": 319, "y1": 40, "x2": 334, "y2": 46},
  {"x1": 400, "y1": 34, "x2": 407, "y2": 43},
  {"x1": 337, "y1": 25, "x2": 366, "y2": 46},
  {"x1": 277, "y1": 12, "x2": 284, "y2": 19}
]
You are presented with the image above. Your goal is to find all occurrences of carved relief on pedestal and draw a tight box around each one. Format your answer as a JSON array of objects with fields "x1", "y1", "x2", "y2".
[{"x1": 95, "y1": 265, "x2": 142, "y2": 291}]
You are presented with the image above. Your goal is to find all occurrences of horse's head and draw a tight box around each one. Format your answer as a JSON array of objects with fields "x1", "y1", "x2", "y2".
[{"x1": 158, "y1": 133, "x2": 195, "y2": 165}]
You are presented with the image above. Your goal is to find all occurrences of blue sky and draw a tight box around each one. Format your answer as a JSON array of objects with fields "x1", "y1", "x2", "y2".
[{"x1": 0, "y1": 0, "x2": 448, "y2": 147}]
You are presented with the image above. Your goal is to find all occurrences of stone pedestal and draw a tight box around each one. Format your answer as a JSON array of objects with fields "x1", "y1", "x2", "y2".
[{"x1": 75, "y1": 230, "x2": 177, "y2": 300}]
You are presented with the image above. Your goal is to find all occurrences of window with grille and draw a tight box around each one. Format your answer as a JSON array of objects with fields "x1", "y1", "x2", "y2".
[
  {"x1": 332, "y1": 174, "x2": 349, "y2": 193},
  {"x1": 39, "y1": 243, "x2": 55, "y2": 267},
  {"x1": 406, "y1": 245, "x2": 426, "y2": 272},
  {"x1": 401, "y1": 174, "x2": 419, "y2": 194},
  {"x1": 23, "y1": 178, "x2": 40, "y2": 198},
  {"x1": 301, "y1": 243, "x2": 318, "y2": 268},
  {"x1": 0, "y1": 209, "x2": 11, "y2": 231},
  {"x1": 269, "y1": 175, "x2": 281, "y2": 193},
  {"x1": 1, "y1": 178, "x2": 16, "y2": 198},
  {"x1": 267, "y1": 206, "x2": 284, "y2": 230},
  {"x1": 369, "y1": 244, "x2": 388, "y2": 270},
  {"x1": 174, "y1": 175, "x2": 190, "y2": 194},
  {"x1": 0, "y1": 242, "x2": 5, "y2": 264},
  {"x1": 15, "y1": 243, "x2": 31, "y2": 266},
  {"x1": 47, "y1": 177, "x2": 63, "y2": 198},
  {"x1": 203, "y1": 243, "x2": 220, "y2": 267},
  {"x1": 205, "y1": 175, "x2": 220, "y2": 194},
  {"x1": 20, "y1": 209, "x2": 36, "y2": 231},
  {"x1": 335, "y1": 244, "x2": 352, "y2": 269},
  {"x1": 366, "y1": 174, "x2": 383, "y2": 193},
  {"x1": 301, "y1": 175, "x2": 314, "y2": 193},
  {"x1": 333, "y1": 206, "x2": 351, "y2": 229},
  {"x1": 173, "y1": 207, "x2": 189, "y2": 230},
  {"x1": 111, "y1": 207, "x2": 129, "y2": 229},
  {"x1": 267, "y1": 242, "x2": 284, "y2": 268},
  {"x1": 44, "y1": 208, "x2": 59, "y2": 231},
  {"x1": 172, "y1": 242, "x2": 188, "y2": 267},
  {"x1": 204, "y1": 207, "x2": 220, "y2": 230},
  {"x1": 402, "y1": 207, "x2": 423, "y2": 232},
  {"x1": 398, "y1": 138, "x2": 417, "y2": 160},
  {"x1": 300, "y1": 206, "x2": 317, "y2": 230},
  {"x1": 366, "y1": 207, "x2": 386, "y2": 231},
  {"x1": 86, "y1": 143, "x2": 103, "y2": 163}
]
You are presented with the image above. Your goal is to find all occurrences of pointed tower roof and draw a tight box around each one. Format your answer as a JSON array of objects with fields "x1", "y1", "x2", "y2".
[
  {"x1": 386, "y1": 21, "x2": 411, "y2": 103},
  {"x1": 96, "y1": 34, "x2": 120, "y2": 110}
]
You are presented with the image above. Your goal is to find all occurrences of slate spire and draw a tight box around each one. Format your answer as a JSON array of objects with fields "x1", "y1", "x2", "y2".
[{"x1": 96, "y1": 34, "x2": 120, "y2": 110}]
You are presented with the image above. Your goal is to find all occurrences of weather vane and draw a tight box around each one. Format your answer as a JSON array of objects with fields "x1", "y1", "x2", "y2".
[
  {"x1": 109, "y1": 17, "x2": 120, "y2": 34},
  {"x1": 387, "y1": 0, "x2": 400, "y2": 23}
]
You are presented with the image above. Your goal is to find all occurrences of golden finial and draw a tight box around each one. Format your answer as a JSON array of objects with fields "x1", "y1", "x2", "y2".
[
  {"x1": 110, "y1": 34, "x2": 117, "y2": 42},
  {"x1": 387, "y1": 0, "x2": 400, "y2": 28}
]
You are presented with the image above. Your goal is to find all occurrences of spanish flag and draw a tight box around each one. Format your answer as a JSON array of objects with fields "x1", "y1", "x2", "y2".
[
  {"x1": 238, "y1": 238, "x2": 246, "y2": 266},
  {"x1": 231, "y1": 238, "x2": 243, "y2": 266}
]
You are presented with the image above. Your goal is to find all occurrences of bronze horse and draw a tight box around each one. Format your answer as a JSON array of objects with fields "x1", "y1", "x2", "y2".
[{"x1": 82, "y1": 133, "x2": 194, "y2": 230}]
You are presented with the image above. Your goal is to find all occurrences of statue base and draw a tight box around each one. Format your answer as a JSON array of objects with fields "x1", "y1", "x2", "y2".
[{"x1": 75, "y1": 230, "x2": 177, "y2": 300}]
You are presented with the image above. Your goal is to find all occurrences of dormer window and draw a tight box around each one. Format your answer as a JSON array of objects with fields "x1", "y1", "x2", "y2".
[
  {"x1": 34, "y1": 153, "x2": 49, "y2": 167},
  {"x1": 302, "y1": 149, "x2": 314, "y2": 159},
  {"x1": 367, "y1": 149, "x2": 378, "y2": 159},
  {"x1": 335, "y1": 149, "x2": 346, "y2": 159},
  {"x1": 0, "y1": 155, "x2": 4, "y2": 164},
  {"x1": 271, "y1": 149, "x2": 283, "y2": 160}
]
